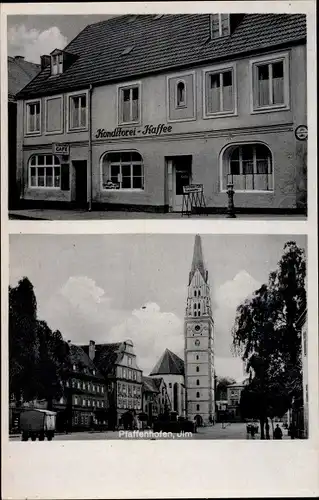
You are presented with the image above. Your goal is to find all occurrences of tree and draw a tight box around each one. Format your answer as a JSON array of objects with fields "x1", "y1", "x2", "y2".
[
  {"x1": 9, "y1": 277, "x2": 39, "y2": 404},
  {"x1": 215, "y1": 377, "x2": 236, "y2": 400},
  {"x1": 232, "y1": 241, "x2": 306, "y2": 439},
  {"x1": 9, "y1": 277, "x2": 71, "y2": 407}
]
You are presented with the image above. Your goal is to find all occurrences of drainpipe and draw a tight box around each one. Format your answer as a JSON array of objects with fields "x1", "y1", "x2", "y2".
[{"x1": 88, "y1": 84, "x2": 93, "y2": 211}]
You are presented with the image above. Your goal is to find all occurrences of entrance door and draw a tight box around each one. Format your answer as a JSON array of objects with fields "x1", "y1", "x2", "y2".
[
  {"x1": 195, "y1": 414, "x2": 203, "y2": 427},
  {"x1": 168, "y1": 156, "x2": 192, "y2": 212},
  {"x1": 73, "y1": 161, "x2": 87, "y2": 208}
]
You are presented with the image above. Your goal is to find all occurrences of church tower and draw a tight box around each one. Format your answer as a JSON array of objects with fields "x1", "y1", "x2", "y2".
[{"x1": 184, "y1": 235, "x2": 215, "y2": 425}]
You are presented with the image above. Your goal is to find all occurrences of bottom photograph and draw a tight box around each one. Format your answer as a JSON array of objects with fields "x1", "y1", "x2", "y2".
[{"x1": 8, "y1": 233, "x2": 308, "y2": 441}]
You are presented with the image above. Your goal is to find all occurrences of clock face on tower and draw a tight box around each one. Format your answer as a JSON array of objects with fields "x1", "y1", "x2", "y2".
[{"x1": 193, "y1": 324, "x2": 202, "y2": 334}]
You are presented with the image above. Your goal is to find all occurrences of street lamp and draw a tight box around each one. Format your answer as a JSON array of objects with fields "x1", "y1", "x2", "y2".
[{"x1": 226, "y1": 175, "x2": 236, "y2": 218}]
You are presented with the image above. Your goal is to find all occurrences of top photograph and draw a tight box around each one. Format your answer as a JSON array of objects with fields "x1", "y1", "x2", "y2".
[{"x1": 7, "y1": 13, "x2": 307, "y2": 220}]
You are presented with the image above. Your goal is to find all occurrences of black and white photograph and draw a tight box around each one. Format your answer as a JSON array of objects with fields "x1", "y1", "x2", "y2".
[
  {"x1": 7, "y1": 12, "x2": 307, "y2": 220},
  {"x1": 8, "y1": 234, "x2": 308, "y2": 441}
]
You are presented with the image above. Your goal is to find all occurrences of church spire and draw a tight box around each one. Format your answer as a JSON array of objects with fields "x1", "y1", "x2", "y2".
[{"x1": 189, "y1": 234, "x2": 207, "y2": 284}]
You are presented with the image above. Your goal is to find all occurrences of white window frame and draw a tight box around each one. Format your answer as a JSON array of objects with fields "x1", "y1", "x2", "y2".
[
  {"x1": 44, "y1": 95, "x2": 63, "y2": 135},
  {"x1": 67, "y1": 89, "x2": 89, "y2": 132},
  {"x1": 51, "y1": 53, "x2": 63, "y2": 75},
  {"x1": 250, "y1": 52, "x2": 290, "y2": 113},
  {"x1": 203, "y1": 62, "x2": 237, "y2": 118},
  {"x1": 175, "y1": 79, "x2": 187, "y2": 108},
  {"x1": 100, "y1": 150, "x2": 144, "y2": 192},
  {"x1": 25, "y1": 99, "x2": 41, "y2": 136},
  {"x1": 28, "y1": 154, "x2": 61, "y2": 190},
  {"x1": 166, "y1": 71, "x2": 196, "y2": 123},
  {"x1": 117, "y1": 81, "x2": 142, "y2": 125},
  {"x1": 210, "y1": 14, "x2": 230, "y2": 38},
  {"x1": 219, "y1": 141, "x2": 275, "y2": 193}
]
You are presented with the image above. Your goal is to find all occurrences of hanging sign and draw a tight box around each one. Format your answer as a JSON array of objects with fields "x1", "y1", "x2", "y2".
[
  {"x1": 295, "y1": 125, "x2": 308, "y2": 141},
  {"x1": 53, "y1": 143, "x2": 70, "y2": 155}
]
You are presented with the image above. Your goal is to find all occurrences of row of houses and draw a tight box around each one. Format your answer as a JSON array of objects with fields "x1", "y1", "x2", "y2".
[
  {"x1": 10, "y1": 13, "x2": 307, "y2": 215},
  {"x1": 9, "y1": 341, "x2": 183, "y2": 433}
]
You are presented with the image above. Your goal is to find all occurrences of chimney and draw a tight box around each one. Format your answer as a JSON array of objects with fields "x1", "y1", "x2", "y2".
[
  {"x1": 40, "y1": 54, "x2": 51, "y2": 71},
  {"x1": 14, "y1": 55, "x2": 25, "y2": 61},
  {"x1": 89, "y1": 340, "x2": 95, "y2": 360}
]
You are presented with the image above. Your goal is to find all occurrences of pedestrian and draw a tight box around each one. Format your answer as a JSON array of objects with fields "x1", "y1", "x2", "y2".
[{"x1": 273, "y1": 424, "x2": 283, "y2": 440}]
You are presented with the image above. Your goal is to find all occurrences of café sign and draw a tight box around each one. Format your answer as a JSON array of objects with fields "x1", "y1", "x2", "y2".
[
  {"x1": 95, "y1": 123, "x2": 173, "y2": 139},
  {"x1": 183, "y1": 184, "x2": 203, "y2": 194},
  {"x1": 53, "y1": 143, "x2": 70, "y2": 155}
]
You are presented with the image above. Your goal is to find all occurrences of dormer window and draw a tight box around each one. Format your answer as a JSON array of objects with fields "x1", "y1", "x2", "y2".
[
  {"x1": 52, "y1": 53, "x2": 63, "y2": 75},
  {"x1": 210, "y1": 14, "x2": 230, "y2": 38}
]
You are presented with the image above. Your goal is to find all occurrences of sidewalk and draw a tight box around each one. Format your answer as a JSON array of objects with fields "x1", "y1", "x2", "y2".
[{"x1": 9, "y1": 208, "x2": 307, "y2": 221}]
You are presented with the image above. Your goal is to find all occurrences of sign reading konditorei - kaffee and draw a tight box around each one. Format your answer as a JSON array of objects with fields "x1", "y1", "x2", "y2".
[
  {"x1": 53, "y1": 143, "x2": 70, "y2": 155},
  {"x1": 95, "y1": 123, "x2": 173, "y2": 139}
]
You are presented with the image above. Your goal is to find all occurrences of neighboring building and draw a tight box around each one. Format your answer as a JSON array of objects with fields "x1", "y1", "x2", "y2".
[
  {"x1": 142, "y1": 376, "x2": 171, "y2": 425},
  {"x1": 15, "y1": 14, "x2": 307, "y2": 214},
  {"x1": 226, "y1": 379, "x2": 247, "y2": 421},
  {"x1": 81, "y1": 340, "x2": 143, "y2": 428},
  {"x1": 8, "y1": 55, "x2": 40, "y2": 208},
  {"x1": 53, "y1": 343, "x2": 108, "y2": 431},
  {"x1": 184, "y1": 235, "x2": 215, "y2": 426},
  {"x1": 150, "y1": 348, "x2": 186, "y2": 417}
]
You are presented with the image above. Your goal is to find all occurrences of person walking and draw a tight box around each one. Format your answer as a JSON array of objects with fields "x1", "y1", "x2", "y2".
[{"x1": 273, "y1": 424, "x2": 283, "y2": 440}]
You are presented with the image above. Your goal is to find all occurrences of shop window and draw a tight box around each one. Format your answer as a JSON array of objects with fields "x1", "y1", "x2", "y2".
[
  {"x1": 118, "y1": 84, "x2": 140, "y2": 124},
  {"x1": 205, "y1": 68, "x2": 234, "y2": 116},
  {"x1": 101, "y1": 151, "x2": 144, "y2": 190},
  {"x1": 28, "y1": 155, "x2": 60, "y2": 189},
  {"x1": 251, "y1": 53, "x2": 289, "y2": 111},
  {"x1": 25, "y1": 100, "x2": 41, "y2": 134},
  {"x1": 68, "y1": 92, "x2": 87, "y2": 130},
  {"x1": 51, "y1": 53, "x2": 63, "y2": 75},
  {"x1": 210, "y1": 14, "x2": 230, "y2": 38},
  {"x1": 176, "y1": 80, "x2": 186, "y2": 107},
  {"x1": 222, "y1": 144, "x2": 273, "y2": 192}
]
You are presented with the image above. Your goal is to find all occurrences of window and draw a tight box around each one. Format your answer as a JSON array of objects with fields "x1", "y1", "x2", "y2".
[
  {"x1": 252, "y1": 54, "x2": 289, "y2": 111},
  {"x1": 196, "y1": 355, "x2": 199, "y2": 360},
  {"x1": 176, "y1": 81, "x2": 186, "y2": 107},
  {"x1": 196, "y1": 379, "x2": 200, "y2": 386},
  {"x1": 210, "y1": 14, "x2": 230, "y2": 38},
  {"x1": 88, "y1": 399, "x2": 91, "y2": 407},
  {"x1": 97, "y1": 400, "x2": 100, "y2": 408},
  {"x1": 73, "y1": 364, "x2": 76, "y2": 371},
  {"x1": 74, "y1": 396, "x2": 78, "y2": 405},
  {"x1": 29, "y1": 155, "x2": 61, "y2": 189},
  {"x1": 68, "y1": 93, "x2": 87, "y2": 130},
  {"x1": 225, "y1": 144, "x2": 273, "y2": 192},
  {"x1": 25, "y1": 100, "x2": 41, "y2": 134},
  {"x1": 133, "y1": 371, "x2": 137, "y2": 381},
  {"x1": 205, "y1": 69, "x2": 234, "y2": 115},
  {"x1": 194, "y1": 290, "x2": 197, "y2": 297},
  {"x1": 101, "y1": 386, "x2": 104, "y2": 394},
  {"x1": 196, "y1": 404, "x2": 200, "y2": 411},
  {"x1": 77, "y1": 381, "x2": 81, "y2": 389},
  {"x1": 66, "y1": 381, "x2": 69, "y2": 387},
  {"x1": 96, "y1": 386, "x2": 100, "y2": 393},
  {"x1": 196, "y1": 366, "x2": 199, "y2": 372},
  {"x1": 196, "y1": 392, "x2": 200, "y2": 398},
  {"x1": 52, "y1": 53, "x2": 63, "y2": 75},
  {"x1": 128, "y1": 357, "x2": 132, "y2": 366},
  {"x1": 101, "y1": 151, "x2": 144, "y2": 190},
  {"x1": 82, "y1": 399, "x2": 86, "y2": 407},
  {"x1": 118, "y1": 84, "x2": 140, "y2": 124},
  {"x1": 123, "y1": 369, "x2": 127, "y2": 378}
]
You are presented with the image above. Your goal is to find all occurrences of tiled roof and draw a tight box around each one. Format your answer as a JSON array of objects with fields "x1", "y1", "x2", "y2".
[
  {"x1": 142, "y1": 376, "x2": 160, "y2": 393},
  {"x1": 8, "y1": 56, "x2": 40, "y2": 99},
  {"x1": 81, "y1": 342, "x2": 122, "y2": 376},
  {"x1": 17, "y1": 13, "x2": 306, "y2": 99},
  {"x1": 150, "y1": 348, "x2": 185, "y2": 376},
  {"x1": 69, "y1": 343, "x2": 104, "y2": 380}
]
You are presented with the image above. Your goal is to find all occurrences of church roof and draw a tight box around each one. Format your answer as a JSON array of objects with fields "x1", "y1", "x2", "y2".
[
  {"x1": 150, "y1": 349, "x2": 184, "y2": 376},
  {"x1": 189, "y1": 234, "x2": 207, "y2": 284},
  {"x1": 142, "y1": 376, "x2": 161, "y2": 393}
]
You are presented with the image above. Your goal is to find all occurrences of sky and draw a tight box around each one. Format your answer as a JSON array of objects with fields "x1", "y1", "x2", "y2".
[
  {"x1": 9, "y1": 234, "x2": 307, "y2": 381},
  {"x1": 7, "y1": 15, "x2": 115, "y2": 63}
]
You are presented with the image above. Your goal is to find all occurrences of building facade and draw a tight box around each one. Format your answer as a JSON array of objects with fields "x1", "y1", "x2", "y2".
[
  {"x1": 142, "y1": 376, "x2": 171, "y2": 425},
  {"x1": 184, "y1": 235, "x2": 215, "y2": 426},
  {"x1": 149, "y1": 348, "x2": 186, "y2": 417},
  {"x1": 8, "y1": 55, "x2": 40, "y2": 208},
  {"x1": 15, "y1": 14, "x2": 307, "y2": 214},
  {"x1": 82, "y1": 340, "x2": 143, "y2": 428}
]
